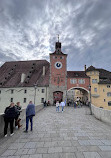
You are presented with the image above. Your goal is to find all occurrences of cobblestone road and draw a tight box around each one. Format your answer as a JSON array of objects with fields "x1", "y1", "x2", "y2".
[{"x1": 0, "y1": 106, "x2": 111, "y2": 158}]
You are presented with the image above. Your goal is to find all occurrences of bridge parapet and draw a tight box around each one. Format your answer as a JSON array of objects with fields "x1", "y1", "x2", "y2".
[
  {"x1": 0, "y1": 104, "x2": 44, "y2": 136},
  {"x1": 91, "y1": 104, "x2": 111, "y2": 125}
]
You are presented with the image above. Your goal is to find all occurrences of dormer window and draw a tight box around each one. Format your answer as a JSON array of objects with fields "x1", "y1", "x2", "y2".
[
  {"x1": 11, "y1": 90, "x2": 14, "y2": 94},
  {"x1": 24, "y1": 90, "x2": 27, "y2": 93}
]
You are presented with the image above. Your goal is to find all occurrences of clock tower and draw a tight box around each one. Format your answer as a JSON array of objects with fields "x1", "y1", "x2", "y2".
[{"x1": 49, "y1": 39, "x2": 67, "y2": 104}]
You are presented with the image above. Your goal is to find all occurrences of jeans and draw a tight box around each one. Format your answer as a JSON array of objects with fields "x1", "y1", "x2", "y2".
[
  {"x1": 56, "y1": 106, "x2": 59, "y2": 112},
  {"x1": 62, "y1": 106, "x2": 64, "y2": 112},
  {"x1": 4, "y1": 118, "x2": 14, "y2": 135},
  {"x1": 26, "y1": 115, "x2": 33, "y2": 131}
]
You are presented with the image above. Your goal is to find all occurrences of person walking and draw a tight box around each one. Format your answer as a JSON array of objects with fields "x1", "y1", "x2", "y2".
[
  {"x1": 60, "y1": 99, "x2": 65, "y2": 113},
  {"x1": 15, "y1": 102, "x2": 22, "y2": 129},
  {"x1": 24, "y1": 101, "x2": 35, "y2": 133},
  {"x1": 4, "y1": 102, "x2": 18, "y2": 137},
  {"x1": 56, "y1": 101, "x2": 60, "y2": 112}
]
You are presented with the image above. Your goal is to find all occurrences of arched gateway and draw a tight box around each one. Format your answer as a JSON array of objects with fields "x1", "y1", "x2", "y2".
[{"x1": 49, "y1": 40, "x2": 90, "y2": 105}]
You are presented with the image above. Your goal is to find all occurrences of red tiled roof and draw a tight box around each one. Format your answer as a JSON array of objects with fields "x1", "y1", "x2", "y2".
[
  {"x1": 0, "y1": 60, "x2": 50, "y2": 88},
  {"x1": 67, "y1": 71, "x2": 89, "y2": 78}
]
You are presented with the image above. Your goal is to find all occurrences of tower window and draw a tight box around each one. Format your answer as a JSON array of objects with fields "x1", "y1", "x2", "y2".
[
  {"x1": 24, "y1": 98, "x2": 27, "y2": 103},
  {"x1": 0, "y1": 90, "x2": 1, "y2": 94},
  {"x1": 104, "y1": 99, "x2": 106, "y2": 102},
  {"x1": 107, "y1": 85, "x2": 110, "y2": 88},
  {"x1": 11, "y1": 98, "x2": 13, "y2": 102}
]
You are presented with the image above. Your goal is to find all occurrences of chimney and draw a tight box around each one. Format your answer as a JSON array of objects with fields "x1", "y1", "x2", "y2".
[
  {"x1": 21, "y1": 73, "x2": 26, "y2": 83},
  {"x1": 84, "y1": 65, "x2": 86, "y2": 71},
  {"x1": 43, "y1": 66, "x2": 45, "y2": 76}
]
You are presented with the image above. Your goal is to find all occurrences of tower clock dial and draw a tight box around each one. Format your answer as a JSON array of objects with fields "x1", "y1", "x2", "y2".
[{"x1": 55, "y1": 61, "x2": 62, "y2": 69}]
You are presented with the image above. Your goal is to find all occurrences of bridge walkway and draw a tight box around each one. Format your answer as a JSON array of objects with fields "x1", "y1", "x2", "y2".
[{"x1": 0, "y1": 106, "x2": 111, "y2": 158}]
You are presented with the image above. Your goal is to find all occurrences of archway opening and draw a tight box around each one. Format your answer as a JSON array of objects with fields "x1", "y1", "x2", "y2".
[
  {"x1": 53, "y1": 91, "x2": 63, "y2": 104},
  {"x1": 67, "y1": 87, "x2": 89, "y2": 106}
]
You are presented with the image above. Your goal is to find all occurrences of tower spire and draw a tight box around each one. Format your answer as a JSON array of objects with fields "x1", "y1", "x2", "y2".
[{"x1": 57, "y1": 34, "x2": 59, "y2": 42}]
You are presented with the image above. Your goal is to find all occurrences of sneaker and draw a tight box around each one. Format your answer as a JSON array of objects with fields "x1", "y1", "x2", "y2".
[
  {"x1": 10, "y1": 133, "x2": 14, "y2": 136},
  {"x1": 4, "y1": 134, "x2": 7, "y2": 137},
  {"x1": 15, "y1": 126, "x2": 18, "y2": 129},
  {"x1": 23, "y1": 130, "x2": 28, "y2": 133}
]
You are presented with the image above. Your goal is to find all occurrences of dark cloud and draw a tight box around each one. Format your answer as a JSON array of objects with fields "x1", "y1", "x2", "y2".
[{"x1": 0, "y1": 0, "x2": 111, "y2": 71}]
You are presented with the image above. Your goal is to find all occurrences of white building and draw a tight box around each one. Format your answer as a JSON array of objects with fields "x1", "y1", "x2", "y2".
[{"x1": 0, "y1": 60, "x2": 49, "y2": 113}]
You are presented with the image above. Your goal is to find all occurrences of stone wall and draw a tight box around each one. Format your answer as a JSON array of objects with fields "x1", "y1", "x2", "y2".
[
  {"x1": 91, "y1": 104, "x2": 111, "y2": 125},
  {"x1": 0, "y1": 104, "x2": 44, "y2": 136}
]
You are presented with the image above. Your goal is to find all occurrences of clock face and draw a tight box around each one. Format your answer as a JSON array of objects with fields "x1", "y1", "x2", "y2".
[{"x1": 55, "y1": 61, "x2": 62, "y2": 69}]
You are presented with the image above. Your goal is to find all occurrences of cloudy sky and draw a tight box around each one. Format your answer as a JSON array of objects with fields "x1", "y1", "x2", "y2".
[{"x1": 0, "y1": 0, "x2": 111, "y2": 71}]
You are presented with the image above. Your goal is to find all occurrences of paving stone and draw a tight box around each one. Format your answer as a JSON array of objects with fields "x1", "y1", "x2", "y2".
[
  {"x1": 43, "y1": 153, "x2": 60, "y2": 158},
  {"x1": 62, "y1": 147, "x2": 77, "y2": 152},
  {"x1": 21, "y1": 155, "x2": 30, "y2": 158},
  {"x1": 1, "y1": 150, "x2": 17, "y2": 156},
  {"x1": 14, "y1": 149, "x2": 29, "y2": 155},
  {"x1": 36, "y1": 142, "x2": 44, "y2": 148},
  {"x1": 36, "y1": 147, "x2": 48, "y2": 154},
  {"x1": 83, "y1": 152, "x2": 101, "y2": 158},
  {"x1": 98, "y1": 146, "x2": 111, "y2": 151},
  {"x1": 101, "y1": 140, "x2": 111, "y2": 145},
  {"x1": 58, "y1": 141, "x2": 72, "y2": 147},
  {"x1": 44, "y1": 141, "x2": 58, "y2": 147},
  {"x1": 23, "y1": 142, "x2": 37, "y2": 148},
  {"x1": 59, "y1": 153, "x2": 76, "y2": 158},
  {"x1": 27, "y1": 148, "x2": 36, "y2": 154},
  {"x1": 99, "y1": 151, "x2": 111, "y2": 158},
  {"x1": 8, "y1": 143, "x2": 25, "y2": 149},
  {"x1": 29, "y1": 154, "x2": 42, "y2": 158},
  {"x1": 71, "y1": 140, "x2": 80, "y2": 146},
  {"x1": 88, "y1": 140, "x2": 104, "y2": 145},
  {"x1": 48, "y1": 147, "x2": 62, "y2": 153},
  {"x1": 77, "y1": 145, "x2": 101, "y2": 152},
  {"x1": 75, "y1": 151, "x2": 85, "y2": 158},
  {"x1": 77, "y1": 136, "x2": 89, "y2": 140},
  {"x1": 78, "y1": 140, "x2": 91, "y2": 145},
  {"x1": 6, "y1": 156, "x2": 20, "y2": 158}
]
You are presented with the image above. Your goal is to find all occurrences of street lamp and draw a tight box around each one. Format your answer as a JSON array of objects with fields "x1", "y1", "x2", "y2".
[
  {"x1": 89, "y1": 85, "x2": 92, "y2": 115},
  {"x1": 34, "y1": 84, "x2": 37, "y2": 105}
]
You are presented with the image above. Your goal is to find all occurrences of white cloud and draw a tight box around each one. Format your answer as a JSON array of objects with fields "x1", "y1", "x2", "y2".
[{"x1": 0, "y1": 0, "x2": 111, "y2": 71}]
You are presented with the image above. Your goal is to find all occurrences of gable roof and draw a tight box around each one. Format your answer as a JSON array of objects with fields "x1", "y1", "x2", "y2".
[
  {"x1": 0, "y1": 60, "x2": 50, "y2": 88},
  {"x1": 86, "y1": 66, "x2": 111, "y2": 84}
]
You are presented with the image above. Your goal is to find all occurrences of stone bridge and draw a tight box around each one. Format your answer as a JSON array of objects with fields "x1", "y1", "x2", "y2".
[{"x1": 0, "y1": 106, "x2": 111, "y2": 158}]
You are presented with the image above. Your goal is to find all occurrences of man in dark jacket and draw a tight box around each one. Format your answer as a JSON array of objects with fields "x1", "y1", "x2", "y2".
[
  {"x1": 24, "y1": 101, "x2": 35, "y2": 133},
  {"x1": 4, "y1": 102, "x2": 18, "y2": 137}
]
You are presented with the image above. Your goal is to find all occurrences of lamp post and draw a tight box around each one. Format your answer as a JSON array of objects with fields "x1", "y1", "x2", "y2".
[
  {"x1": 89, "y1": 85, "x2": 92, "y2": 115},
  {"x1": 34, "y1": 84, "x2": 37, "y2": 105}
]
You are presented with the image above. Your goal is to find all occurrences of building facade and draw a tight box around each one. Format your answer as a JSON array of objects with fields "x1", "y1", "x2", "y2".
[
  {"x1": 86, "y1": 66, "x2": 111, "y2": 110},
  {"x1": 0, "y1": 41, "x2": 111, "y2": 113}
]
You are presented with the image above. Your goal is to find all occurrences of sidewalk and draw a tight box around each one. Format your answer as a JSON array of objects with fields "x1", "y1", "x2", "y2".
[{"x1": 0, "y1": 106, "x2": 111, "y2": 158}]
